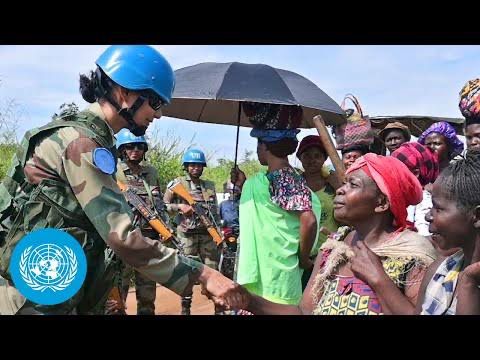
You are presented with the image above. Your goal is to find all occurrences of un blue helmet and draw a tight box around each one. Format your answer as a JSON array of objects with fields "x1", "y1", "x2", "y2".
[
  {"x1": 116, "y1": 128, "x2": 148, "y2": 151},
  {"x1": 96, "y1": 45, "x2": 175, "y2": 104},
  {"x1": 182, "y1": 148, "x2": 207, "y2": 167}
]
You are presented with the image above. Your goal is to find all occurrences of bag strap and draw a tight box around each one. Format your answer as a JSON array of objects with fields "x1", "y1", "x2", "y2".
[{"x1": 341, "y1": 93, "x2": 364, "y2": 118}]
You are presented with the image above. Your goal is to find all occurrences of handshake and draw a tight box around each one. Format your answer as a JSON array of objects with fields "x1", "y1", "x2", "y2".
[{"x1": 198, "y1": 265, "x2": 250, "y2": 312}]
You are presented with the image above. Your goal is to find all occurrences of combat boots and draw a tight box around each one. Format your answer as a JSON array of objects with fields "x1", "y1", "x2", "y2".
[{"x1": 181, "y1": 296, "x2": 192, "y2": 315}]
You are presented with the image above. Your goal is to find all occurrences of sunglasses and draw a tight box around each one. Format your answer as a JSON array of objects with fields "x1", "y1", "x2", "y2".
[
  {"x1": 139, "y1": 91, "x2": 167, "y2": 112},
  {"x1": 124, "y1": 143, "x2": 146, "y2": 151}
]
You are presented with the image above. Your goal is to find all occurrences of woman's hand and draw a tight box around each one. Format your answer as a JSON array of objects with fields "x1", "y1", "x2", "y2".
[
  {"x1": 230, "y1": 166, "x2": 246, "y2": 189},
  {"x1": 350, "y1": 241, "x2": 387, "y2": 287}
]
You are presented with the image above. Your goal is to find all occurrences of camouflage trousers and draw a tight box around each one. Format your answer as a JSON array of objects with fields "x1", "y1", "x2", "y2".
[
  {"x1": 177, "y1": 231, "x2": 220, "y2": 270},
  {"x1": 177, "y1": 231, "x2": 221, "y2": 315},
  {"x1": 120, "y1": 263, "x2": 157, "y2": 315}
]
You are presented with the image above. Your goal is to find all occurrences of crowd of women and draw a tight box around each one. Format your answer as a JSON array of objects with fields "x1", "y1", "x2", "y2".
[{"x1": 229, "y1": 79, "x2": 480, "y2": 315}]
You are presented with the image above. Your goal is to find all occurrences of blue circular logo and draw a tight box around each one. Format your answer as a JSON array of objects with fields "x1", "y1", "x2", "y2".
[
  {"x1": 10, "y1": 228, "x2": 87, "y2": 306},
  {"x1": 93, "y1": 147, "x2": 116, "y2": 175}
]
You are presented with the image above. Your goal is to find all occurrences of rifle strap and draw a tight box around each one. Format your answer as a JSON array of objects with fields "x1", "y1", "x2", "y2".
[
  {"x1": 142, "y1": 179, "x2": 158, "y2": 215},
  {"x1": 115, "y1": 164, "x2": 128, "y2": 184}
]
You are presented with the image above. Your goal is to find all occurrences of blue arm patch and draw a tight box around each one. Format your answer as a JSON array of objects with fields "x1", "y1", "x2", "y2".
[{"x1": 93, "y1": 148, "x2": 116, "y2": 175}]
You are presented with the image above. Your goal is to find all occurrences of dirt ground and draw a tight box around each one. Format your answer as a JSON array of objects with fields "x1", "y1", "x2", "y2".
[{"x1": 125, "y1": 284, "x2": 215, "y2": 315}]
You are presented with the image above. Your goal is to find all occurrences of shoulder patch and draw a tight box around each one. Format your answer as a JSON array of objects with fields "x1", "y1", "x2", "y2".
[{"x1": 93, "y1": 147, "x2": 116, "y2": 175}]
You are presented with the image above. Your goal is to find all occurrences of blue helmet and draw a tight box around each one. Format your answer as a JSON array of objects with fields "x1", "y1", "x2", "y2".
[
  {"x1": 182, "y1": 148, "x2": 207, "y2": 167},
  {"x1": 96, "y1": 45, "x2": 175, "y2": 104},
  {"x1": 116, "y1": 128, "x2": 148, "y2": 151}
]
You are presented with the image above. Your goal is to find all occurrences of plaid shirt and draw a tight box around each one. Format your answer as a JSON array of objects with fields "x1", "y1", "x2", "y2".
[{"x1": 421, "y1": 250, "x2": 464, "y2": 315}]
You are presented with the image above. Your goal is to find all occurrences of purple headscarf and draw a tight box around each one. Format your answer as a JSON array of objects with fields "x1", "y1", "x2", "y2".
[{"x1": 418, "y1": 121, "x2": 464, "y2": 157}]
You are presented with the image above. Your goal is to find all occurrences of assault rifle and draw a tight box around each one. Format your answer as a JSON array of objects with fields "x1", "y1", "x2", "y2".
[
  {"x1": 167, "y1": 181, "x2": 223, "y2": 247},
  {"x1": 117, "y1": 181, "x2": 184, "y2": 254}
]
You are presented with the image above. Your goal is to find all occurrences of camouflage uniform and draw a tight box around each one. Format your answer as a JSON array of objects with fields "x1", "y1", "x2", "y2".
[
  {"x1": 164, "y1": 174, "x2": 220, "y2": 314},
  {"x1": 0, "y1": 103, "x2": 202, "y2": 315},
  {"x1": 116, "y1": 160, "x2": 165, "y2": 315}
]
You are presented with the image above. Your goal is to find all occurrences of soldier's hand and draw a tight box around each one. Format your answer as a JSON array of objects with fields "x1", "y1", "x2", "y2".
[
  {"x1": 178, "y1": 204, "x2": 193, "y2": 216},
  {"x1": 198, "y1": 266, "x2": 249, "y2": 310}
]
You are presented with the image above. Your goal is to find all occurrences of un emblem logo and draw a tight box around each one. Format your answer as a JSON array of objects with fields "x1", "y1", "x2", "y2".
[{"x1": 10, "y1": 229, "x2": 87, "y2": 305}]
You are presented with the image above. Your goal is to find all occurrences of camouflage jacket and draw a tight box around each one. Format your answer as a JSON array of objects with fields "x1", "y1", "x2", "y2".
[
  {"x1": 0, "y1": 103, "x2": 201, "y2": 314},
  {"x1": 116, "y1": 160, "x2": 169, "y2": 235},
  {"x1": 164, "y1": 175, "x2": 220, "y2": 234}
]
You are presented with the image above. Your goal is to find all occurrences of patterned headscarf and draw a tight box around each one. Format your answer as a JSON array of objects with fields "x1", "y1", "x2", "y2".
[
  {"x1": 459, "y1": 78, "x2": 480, "y2": 123},
  {"x1": 418, "y1": 121, "x2": 464, "y2": 157},
  {"x1": 242, "y1": 102, "x2": 303, "y2": 130},
  {"x1": 250, "y1": 128, "x2": 300, "y2": 143},
  {"x1": 391, "y1": 142, "x2": 439, "y2": 186}
]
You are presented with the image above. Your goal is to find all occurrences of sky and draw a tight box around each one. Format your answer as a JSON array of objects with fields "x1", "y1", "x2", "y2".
[{"x1": 0, "y1": 45, "x2": 475, "y2": 168}]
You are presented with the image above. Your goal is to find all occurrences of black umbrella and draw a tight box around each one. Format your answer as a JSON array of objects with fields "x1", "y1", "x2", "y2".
[{"x1": 163, "y1": 61, "x2": 345, "y2": 165}]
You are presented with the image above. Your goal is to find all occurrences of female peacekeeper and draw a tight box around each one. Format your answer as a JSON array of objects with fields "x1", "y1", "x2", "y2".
[{"x1": 0, "y1": 45, "x2": 247, "y2": 315}]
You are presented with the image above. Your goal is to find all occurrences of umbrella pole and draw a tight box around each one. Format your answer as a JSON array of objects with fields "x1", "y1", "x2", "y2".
[
  {"x1": 233, "y1": 102, "x2": 241, "y2": 168},
  {"x1": 312, "y1": 115, "x2": 345, "y2": 183}
]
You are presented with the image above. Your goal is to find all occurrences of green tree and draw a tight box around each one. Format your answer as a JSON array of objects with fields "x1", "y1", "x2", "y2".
[
  {"x1": 203, "y1": 155, "x2": 265, "y2": 192},
  {"x1": 0, "y1": 99, "x2": 21, "y2": 145},
  {"x1": 0, "y1": 91, "x2": 22, "y2": 180},
  {"x1": 0, "y1": 143, "x2": 18, "y2": 181},
  {"x1": 146, "y1": 128, "x2": 196, "y2": 192}
]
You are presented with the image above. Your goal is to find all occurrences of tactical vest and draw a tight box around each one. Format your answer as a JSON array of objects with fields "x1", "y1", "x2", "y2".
[{"x1": 0, "y1": 110, "x2": 119, "y2": 314}]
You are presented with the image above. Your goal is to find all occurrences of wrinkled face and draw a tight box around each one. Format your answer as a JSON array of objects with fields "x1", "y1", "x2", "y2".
[
  {"x1": 466, "y1": 124, "x2": 480, "y2": 151},
  {"x1": 425, "y1": 179, "x2": 474, "y2": 252},
  {"x1": 333, "y1": 169, "x2": 384, "y2": 225},
  {"x1": 123, "y1": 143, "x2": 146, "y2": 162},
  {"x1": 186, "y1": 163, "x2": 204, "y2": 178},
  {"x1": 299, "y1": 147, "x2": 326, "y2": 173},
  {"x1": 424, "y1": 132, "x2": 449, "y2": 162},
  {"x1": 384, "y1": 129, "x2": 408, "y2": 153},
  {"x1": 257, "y1": 141, "x2": 268, "y2": 166},
  {"x1": 342, "y1": 150, "x2": 364, "y2": 170}
]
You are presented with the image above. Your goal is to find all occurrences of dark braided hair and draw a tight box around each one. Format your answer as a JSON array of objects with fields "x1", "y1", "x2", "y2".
[{"x1": 437, "y1": 149, "x2": 480, "y2": 213}]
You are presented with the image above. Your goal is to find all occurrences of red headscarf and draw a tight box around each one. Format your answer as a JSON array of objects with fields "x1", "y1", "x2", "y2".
[
  {"x1": 346, "y1": 153, "x2": 423, "y2": 230},
  {"x1": 391, "y1": 142, "x2": 439, "y2": 186}
]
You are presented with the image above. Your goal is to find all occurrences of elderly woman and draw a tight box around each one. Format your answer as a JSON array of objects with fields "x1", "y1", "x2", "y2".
[
  {"x1": 242, "y1": 154, "x2": 437, "y2": 315},
  {"x1": 418, "y1": 122, "x2": 464, "y2": 171}
]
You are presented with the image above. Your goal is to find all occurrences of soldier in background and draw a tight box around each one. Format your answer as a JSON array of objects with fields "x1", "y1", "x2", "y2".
[
  {"x1": 113, "y1": 128, "x2": 165, "y2": 315},
  {"x1": 164, "y1": 148, "x2": 221, "y2": 315}
]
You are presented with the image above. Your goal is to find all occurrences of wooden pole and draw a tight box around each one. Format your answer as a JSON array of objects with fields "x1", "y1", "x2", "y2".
[{"x1": 312, "y1": 115, "x2": 345, "y2": 183}]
